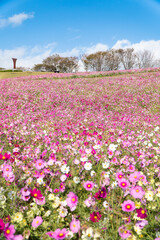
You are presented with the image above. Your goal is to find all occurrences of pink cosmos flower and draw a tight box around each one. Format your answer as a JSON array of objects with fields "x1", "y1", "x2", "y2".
[
  {"x1": 3, "y1": 164, "x2": 12, "y2": 175},
  {"x1": 46, "y1": 228, "x2": 68, "y2": 240},
  {"x1": 66, "y1": 192, "x2": 78, "y2": 211},
  {"x1": 70, "y1": 218, "x2": 80, "y2": 233},
  {"x1": 128, "y1": 164, "x2": 135, "y2": 172},
  {"x1": 32, "y1": 216, "x2": 43, "y2": 228},
  {"x1": 4, "y1": 224, "x2": 15, "y2": 240},
  {"x1": 35, "y1": 160, "x2": 45, "y2": 170},
  {"x1": 59, "y1": 183, "x2": 65, "y2": 192},
  {"x1": 118, "y1": 178, "x2": 130, "y2": 189},
  {"x1": 116, "y1": 172, "x2": 124, "y2": 181},
  {"x1": 54, "y1": 189, "x2": 59, "y2": 193},
  {"x1": 121, "y1": 200, "x2": 135, "y2": 212},
  {"x1": 83, "y1": 181, "x2": 94, "y2": 191},
  {"x1": 130, "y1": 186, "x2": 145, "y2": 199}
]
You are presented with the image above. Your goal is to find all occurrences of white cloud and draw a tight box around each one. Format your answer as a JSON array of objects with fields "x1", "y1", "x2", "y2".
[
  {"x1": 0, "y1": 12, "x2": 34, "y2": 28},
  {"x1": 0, "y1": 42, "x2": 56, "y2": 69},
  {"x1": 112, "y1": 39, "x2": 131, "y2": 49},
  {"x1": 83, "y1": 43, "x2": 109, "y2": 55},
  {"x1": 112, "y1": 39, "x2": 160, "y2": 59}
]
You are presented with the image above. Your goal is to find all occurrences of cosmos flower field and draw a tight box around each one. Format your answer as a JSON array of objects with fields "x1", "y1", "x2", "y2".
[{"x1": 0, "y1": 69, "x2": 160, "y2": 240}]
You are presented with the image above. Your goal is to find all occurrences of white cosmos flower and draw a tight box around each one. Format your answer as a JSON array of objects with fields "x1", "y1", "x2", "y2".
[
  {"x1": 102, "y1": 161, "x2": 110, "y2": 169},
  {"x1": 61, "y1": 165, "x2": 70, "y2": 174},
  {"x1": 90, "y1": 170, "x2": 96, "y2": 176},
  {"x1": 73, "y1": 176, "x2": 80, "y2": 184},
  {"x1": 111, "y1": 181, "x2": 118, "y2": 188},
  {"x1": 37, "y1": 178, "x2": 44, "y2": 185},
  {"x1": 80, "y1": 156, "x2": 88, "y2": 162},
  {"x1": 93, "y1": 144, "x2": 101, "y2": 150},
  {"x1": 108, "y1": 144, "x2": 117, "y2": 152},
  {"x1": 103, "y1": 172, "x2": 110, "y2": 178},
  {"x1": 154, "y1": 126, "x2": 159, "y2": 131},
  {"x1": 85, "y1": 149, "x2": 91, "y2": 154},
  {"x1": 103, "y1": 200, "x2": 109, "y2": 208},
  {"x1": 84, "y1": 162, "x2": 92, "y2": 170}
]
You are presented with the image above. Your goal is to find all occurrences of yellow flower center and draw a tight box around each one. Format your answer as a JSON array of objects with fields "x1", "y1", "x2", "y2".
[
  {"x1": 136, "y1": 189, "x2": 139, "y2": 192},
  {"x1": 59, "y1": 233, "x2": 64, "y2": 237},
  {"x1": 87, "y1": 184, "x2": 91, "y2": 188},
  {"x1": 2, "y1": 156, "x2": 6, "y2": 159},
  {"x1": 72, "y1": 198, "x2": 75, "y2": 202},
  {"x1": 6, "y1": 229, "x2": 10, "y2": 234},
  {"x1": 141, "y1": 210, "x2": 145, "y2": 214},
  {"x1": 36, "y1": 221, "x2": 39, "y2": 224},
  {"x1": 126, "y1": 205, "x2": 131, "y2": 209},
  {"x1": 34, "y1": 193, "x2": 37, "y2": 197}
]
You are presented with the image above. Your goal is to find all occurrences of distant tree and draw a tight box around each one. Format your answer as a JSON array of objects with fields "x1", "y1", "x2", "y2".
[
  {"x1": 42, "y1": 54, "x2": 78, "y2": 73},
  {"x1": 135, "y1": 50, "x2": 156, "y2": 69},
  {"x1": 81, "y1": 51, "x2": 107, "y2": 71},
  {"x1": 104, "y1": 50, "x2": 121, "y2": 71},
  {"x1": 33, "y1": 64, "x2": 46, "y2": 72},
  {"x1": 117, "y1": 48, "x2": 136, "y2": 70}
]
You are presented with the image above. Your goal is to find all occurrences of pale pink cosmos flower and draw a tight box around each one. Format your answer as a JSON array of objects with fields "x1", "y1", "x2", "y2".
[
  {"x1": 3, "y1": 164, "x2": 12, "y2": 175},
  {"x1": 121, "y1": 200, "x2": 135, "y2": 212},
  {"x1": 12, "y1": 235, "x2": 24, "y2": 240},
  {"x1": 130, "y1": 186, "x2": 145, "y2": 199},
  {"x1": 118, "y1": 225, "x2": 131, "y2": 239},
  {"x1": 35, "y1": 196, "x2": 45, "y2": 205},
  {"x1": 83, "y1": 181, "x2": 94, "y2": 191},
  {"x1": 35, "y1": 160, "x2": 45, "y2": 170},
  {"x1": 129, "y1": 171, "x2": 141, "y2": 183},
  {"x1": 32, "y1": 216, "x2": 43, "y2": 228},
  {"x1": 66, "y1": 192, "x2": 78, "y2": 211},
  {"x1": 70, "y1": 218, "x2": 80, "y2": 233}
]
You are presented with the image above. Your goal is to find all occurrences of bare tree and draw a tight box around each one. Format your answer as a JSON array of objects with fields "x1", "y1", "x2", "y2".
[
  {"x1": 105, "y1": 50, "x2": 121, "y2": 71},
  {"x1": 117, "y1": 48, "x2": 136, "y2": 70},
  {"x1": 135, "y1": 50, "x2": 156, "y2": 69}
]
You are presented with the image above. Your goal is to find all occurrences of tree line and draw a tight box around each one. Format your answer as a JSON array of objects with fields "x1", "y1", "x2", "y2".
[{"x1": 33, "y1": 48, "x2": 160, "y2": 73}]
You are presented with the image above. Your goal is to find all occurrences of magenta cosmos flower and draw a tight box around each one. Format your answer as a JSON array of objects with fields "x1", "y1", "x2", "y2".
[
  {"x1": 130, "y1": 186, "x2": 145, "y2": 199},
  {"x1": 46, "y1": 228, "x2": 68, "y2": 240},
  {"x1": 4, "y1": 224, "x2": 15, "y2": 240},
  {"x1": 70, "y1": 218, "x2": 80, "y2": 233},
  {"x1": 94, "y1": 187, "x2": 107, "y2": 199},
  {"x1": 83, "y1": 181, "x2": 94, "y2": 191},
  {"x1": 32, "y1": 216, "x2": 43, "y2": 228},
  {"x1": 0, "y1": 219, "x2": 5, "y2": 233},
  {"x1": 66, "y1": 192, "x2": 78, "y2": 211},
  {"x1": 118, "y1": 178, "x2": 130, "y2": 189},
  {"x1": 30, "y1": 188, "x2": 43, "y2": 200},
  {"x1": 121, "y1": 200, "x2": 135, "y2": 212},
  {"x1": 90, "y1": 212, "x2": 102, "y2": 222},
  {"x1": 136, "y1": 208, "x2": 147, "y2": 219}
]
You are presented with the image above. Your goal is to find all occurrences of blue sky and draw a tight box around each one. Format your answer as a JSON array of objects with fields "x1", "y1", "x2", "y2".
[{"x1": 1, "y1": 0, "x2": 160, "y2": 69}]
